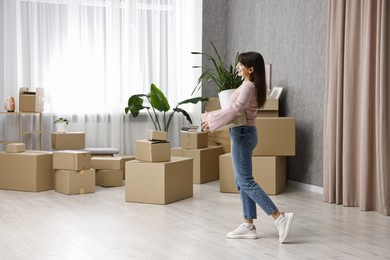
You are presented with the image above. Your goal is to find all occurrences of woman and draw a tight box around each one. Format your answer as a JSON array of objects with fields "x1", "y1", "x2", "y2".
[{"x1": 201, "y1": 52, "x2": 294, "y2": 243}]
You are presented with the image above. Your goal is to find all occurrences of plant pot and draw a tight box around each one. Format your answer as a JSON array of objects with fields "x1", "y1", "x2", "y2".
[
  {"x1": 218, "y1": 89, "x2": 235, "y2": 109},
  {"x1": 56, "y1": 123, "x2": 67, "y2": 133}
]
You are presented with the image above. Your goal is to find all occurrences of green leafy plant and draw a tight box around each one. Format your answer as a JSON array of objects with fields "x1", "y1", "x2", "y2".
[
  {"x1": 125, "y1": 83, "x2": 208, "y2": 132},
  {"x1": 191, "y1": 41, "x2": 243, "y2": 95},
  {"x1": 54, "y1": 117, "x2": 70, "y2": 125}
]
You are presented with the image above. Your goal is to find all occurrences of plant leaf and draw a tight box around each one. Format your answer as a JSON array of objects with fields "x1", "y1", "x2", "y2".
[
  {"x1": 150, "y1": 83, "x2": 170, "y2": 112},
  {"x1": 173, "y1": 107, "x2": 192, "y2": 125},
  {"x1": 178, "y1": 97, "x2": 209, "y2": 105}
]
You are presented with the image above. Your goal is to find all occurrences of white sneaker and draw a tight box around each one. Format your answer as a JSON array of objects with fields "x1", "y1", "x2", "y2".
[
  {"x1": 275, "y1": 212, "x2": 294, "y2": 243},
  {"x1": 226, "y1": 224, "x2": 259, "y2": 239}
]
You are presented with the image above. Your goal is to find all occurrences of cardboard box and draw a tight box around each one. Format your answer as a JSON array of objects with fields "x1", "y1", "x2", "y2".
[
  {"x1": 135, "y1": 139, "x2": 171, "y2": 162},
  {"x1": 96, "y1": 169, "x2": 123, "y2": 187},
  {"x1": 0, "y1": 151, "x2": 53, "y2": 192},
  {"x1": 51, "y1": 132, "x2": 86, "y2": 150},
  {"x1": 5, "y1": 143, "x2": 26, "y2": 153},
  {"x1": 120, "y1": 155, "x2": 136, "y2": 179},
  {"x1": 125, "y1": 157, "x2": 193, "y2": 204},
  {"x1": 171, "y1": 146, "x2": 223, "y2": 184},
  {"x1": 147, "y1": 130, "x2": 168, "y2": 141},
  {"x1": 53, "y1": 150, "x2": 91, "y2": 170},
  {"x1": 180, "y1": 131, "x2": 208, "y2": 149},
  {"x1": 219, "y1": 153, "x2": 286, "y2": 195},
  {"x1": 55, "y1": 169, "x2": 95, "y2": 195},
  {"x1": 253, "y1": 118, "x2": 296, "y2": 156},
  {"x1": 257, "y1": 98, "x2": 279, "y2": 117},
  {"x1": 19, "y1": 87, "x2": 44, "y2": 112},
  {"x1": 91, "y1": 157, "x2": 124, "y2": 170}
]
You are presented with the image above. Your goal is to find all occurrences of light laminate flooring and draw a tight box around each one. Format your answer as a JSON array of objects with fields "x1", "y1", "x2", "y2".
[{"x1": 0, "y1": 181, "x2": 389, "y2": 260}]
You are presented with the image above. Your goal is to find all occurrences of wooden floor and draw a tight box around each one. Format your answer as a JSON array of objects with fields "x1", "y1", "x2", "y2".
[{"x1": 0, "y1": 181, "x2": 389, "y2": 260}]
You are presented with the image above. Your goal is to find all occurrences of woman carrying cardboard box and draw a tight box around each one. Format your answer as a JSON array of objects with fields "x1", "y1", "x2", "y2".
[{"x1": 202, "y1": 51, "x2": 294, "y2": 243}]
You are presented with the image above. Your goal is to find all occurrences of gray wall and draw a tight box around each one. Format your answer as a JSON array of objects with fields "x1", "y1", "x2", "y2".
[{"x1": 203, "y1": 0, "x2": 328, "y2": 187}]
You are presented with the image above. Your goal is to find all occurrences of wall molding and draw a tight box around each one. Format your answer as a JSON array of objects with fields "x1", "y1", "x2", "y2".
[{"x1": 287, "y1": 180, "x2": 323, "y2": 194}]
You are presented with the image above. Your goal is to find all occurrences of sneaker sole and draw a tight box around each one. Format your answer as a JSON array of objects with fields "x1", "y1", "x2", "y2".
[
  {"x1": 279, "y1": 213, "x2": 294, "y2": 243},
  {"x1": 226, "y1": 234, "x2": 259, "y2": 239}
]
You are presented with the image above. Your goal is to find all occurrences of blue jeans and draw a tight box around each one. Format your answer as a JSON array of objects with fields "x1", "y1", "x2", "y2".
[{"x1": 229, "y1": 125, "x2": 278, "y2": 219}]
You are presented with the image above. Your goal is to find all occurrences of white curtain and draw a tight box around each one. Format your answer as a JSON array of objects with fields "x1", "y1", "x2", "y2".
[{"x1": 0, "y1": 0, "x2": 203, "y2": 154}]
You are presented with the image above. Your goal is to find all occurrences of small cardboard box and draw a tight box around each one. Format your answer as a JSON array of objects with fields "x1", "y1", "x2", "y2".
[
  {"x1": 257, "y1": 98, "x2": 279, "y2": 117},
  {"x1": 91, "y1": 157, "x2": 124, "y2": 170},
  {"x1": 0, "y1": 151, "x2": 53, "y2": 192},
  {"x1": 96, "y1": 169, "x2": 123, "y2": 187},
  {"x1": 180, "y1": 131, "x2": 208, "y2": 149},
  {"x1": 219, "y1": 153, "x2": 286, "y2": 195},
  {"x1": 253, "y1": 117, "x2": 296, "y2": 156},
  {"x1": 171, "y1": 146, "x2": 223, "y2": 184},
  {"x1": 51, "y1": 132, "x2": 86, "y2": 150},
  {"x1": 53, "y1": 150, "x2": 91, "y2": 170},
  {"x1": 55, "y1": 169, "x2": 95, "y2": 195},
  {"x1": 147, "y1": 130, "x2": 168, "y2": 141},
  {"x1": 19, "y1": 87, "x2": 44, "y2": 112},
  {"x1": 125, "y1": 157, "x2": 193, "y2": 204},
  {"x1": 135, "y1": 139, "x2": 171, "y2": 162},
  {"x1": 5, "y1": 143, "x2": 26, "y2": 153}
]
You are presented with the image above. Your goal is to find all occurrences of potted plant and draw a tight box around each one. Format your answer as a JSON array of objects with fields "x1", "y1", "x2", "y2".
[
  {"x1": 125, "y1": 83, "x2": 208, "y2": 132},
  {"x1": 54, "y1": 117, "x2": 70, "y2": 133},
  {"x1": 191, "y1": 41, "x2": 243, "y2": 108}
]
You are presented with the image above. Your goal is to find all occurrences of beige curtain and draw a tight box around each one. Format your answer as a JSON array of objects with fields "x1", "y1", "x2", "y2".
[{"x1": 323, "y1": 0, "x2": 390, "y2": 215}]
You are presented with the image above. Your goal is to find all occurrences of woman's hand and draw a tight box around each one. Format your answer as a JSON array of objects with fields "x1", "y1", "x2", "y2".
[{"x1": 201, "y1": 114, "x2": 210, "y2": 132}]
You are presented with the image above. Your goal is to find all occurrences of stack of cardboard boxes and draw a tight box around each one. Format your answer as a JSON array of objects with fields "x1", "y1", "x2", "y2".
[
  {"x1": 91, "y1": 157, "x2": 125, "y2": 187},
  {"x1": 53, "y1": 150, "x2": 95, "y2": 195},
  {"x1": 218, "y1": 90, "x2": 296, "y2": 195},
  {"x1": 0, "y1": 143, "x2": 53, "y2": 192},
  {"x1": 171, "y1": 130, "x2": 223, "y2": 184},
  {"x1": 125, "y1": 130, "x2": 193, "y2": 205}
]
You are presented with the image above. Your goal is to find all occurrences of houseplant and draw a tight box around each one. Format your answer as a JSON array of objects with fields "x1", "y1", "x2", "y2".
[
  {"x1": 191, "y1": 41, "x2": 243, "y2": 105},
  {"x1": 125, "y1": 83, "x2": 208, "y2": 132},
  {"x1": 54, "y1": 117, "x2": 70, "y2": 133}
]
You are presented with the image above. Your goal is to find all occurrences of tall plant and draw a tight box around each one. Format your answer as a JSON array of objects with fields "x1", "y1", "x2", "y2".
[
  {"x1": 125, "y1": 83, "x2": 208, "y2": 132},
  {"x1": 191, "y1": 41, "x2": 243, "y2": 95}
]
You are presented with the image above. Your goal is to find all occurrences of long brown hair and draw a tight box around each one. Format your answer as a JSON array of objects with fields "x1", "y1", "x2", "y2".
[{"x1": 238, "y1": 52, "x2": 267, "y2": 108}]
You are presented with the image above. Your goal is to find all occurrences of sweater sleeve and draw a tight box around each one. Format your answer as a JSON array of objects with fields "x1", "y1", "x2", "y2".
[{"x1": 207, "y1": 81, "x2": 254, "y2": 132}]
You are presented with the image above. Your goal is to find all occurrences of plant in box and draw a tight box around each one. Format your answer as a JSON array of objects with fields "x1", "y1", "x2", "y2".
[
  {"x1": 125, "y1": 83, "x2": 208, "y2": 132},
  {"x1": 54, "y1": 117, "x2": 70, "y2": 133}
]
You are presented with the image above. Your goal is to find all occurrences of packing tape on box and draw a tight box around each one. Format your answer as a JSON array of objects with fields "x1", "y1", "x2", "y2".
[{"x1": 80, "y1": 188, "x2": 85, "y2": 194}]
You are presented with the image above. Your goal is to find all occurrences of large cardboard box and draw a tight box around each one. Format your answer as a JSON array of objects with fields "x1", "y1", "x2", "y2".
[
  {"x1": 51, "y1": 132, "x2": 86, "y2": 150},
  {"x1": 125, "y1": 157, "x2": 193, "y2": 205},
  {"x1": 0, "y1": 151, "x2": 53, "y2": 192},
  {"x1": 147, "y1": 130, "x2": 168, "y2": 141},
  {"x1": 96, "y1": 169, "x2": 123, "y2": 187},
  {"x1": 180, "y1": 131, "x2": 208, "y2": 149},
  {"x1": 219, "y1": 153, "x2": 286, "y2": 195},
  {"x1": 253, "y1": 118, "x2": 296, "y2": 156},
  {"x1": 5, "y1": 143, "x2": 26, "y2": 153},
  {"x1": 19, "y1": 88, "x2": 44, "y2": 112},
  {"x1": 53, "y1": 150, "x2": 91, "y2": 170},
  {"x1": 55, "y1": 169, "x2": 95, "y2": 195},
  {"x1": 171, "y1": 146, "x2": 223, "y2": 184},
  {"x1": 135, "y1": 139, "x2": 171, "y2": 162},
  {"x1": 91, "y1": 157, "x2": 124, "y2": 170}
]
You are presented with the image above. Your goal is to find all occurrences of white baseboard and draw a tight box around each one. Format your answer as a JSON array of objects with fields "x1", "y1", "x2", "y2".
[{"x1": 287, "y1": 180, "x2": 323, "y2": 194}]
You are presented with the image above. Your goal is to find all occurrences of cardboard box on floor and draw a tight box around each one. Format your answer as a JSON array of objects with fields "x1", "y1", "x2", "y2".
[
  {"x1": 0, "y1": 151, "x2": 53, "y2": 192},
  {"x1": 219, "y1": 153, "x2": 286, "y2": 195},
  {"x1": 96, "y1": 169, "x2": 123, "y2": 187},
  {"x1": 135, "y1": 139, "x2": 171, "y2": 162},
  {"x1": 180, "y1": 131, "x2": 208, "y2": 149},
  {"x1": 55, "y1": 169, "x2": 95, "y2": 195},
  {"x1": 120, "y1": 155, "x2": 136, "y2": 179},
  {"x1": 171, "y1": 146, "x2": 223, "y2": 184},
  {"x1": 125, "y1": 157, "x2": 193, "y2": 205},
  {"x1": 253, "y1": 117, "x2": 296, "y2": 156},
  {"x1": 53, "y1": 150, "x2": 91, "y2": 171},
  {"x1": 5, "y1": 143, "x2": 26, "y2": 153},
  {"x1": 19, "y1": 87, "x2": 44, "y2": 112},
  {"x1": 51, "y1": 132, "x2": 85, "y2": 150},
  {"x1": 91, "y1": 157, "x2": 124, "y2": 170}
]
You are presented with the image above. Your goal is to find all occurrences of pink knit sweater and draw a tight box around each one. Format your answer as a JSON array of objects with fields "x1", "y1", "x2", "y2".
[{"x1": 207, "y1": 80, "x2": 258, "y2": 132}]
